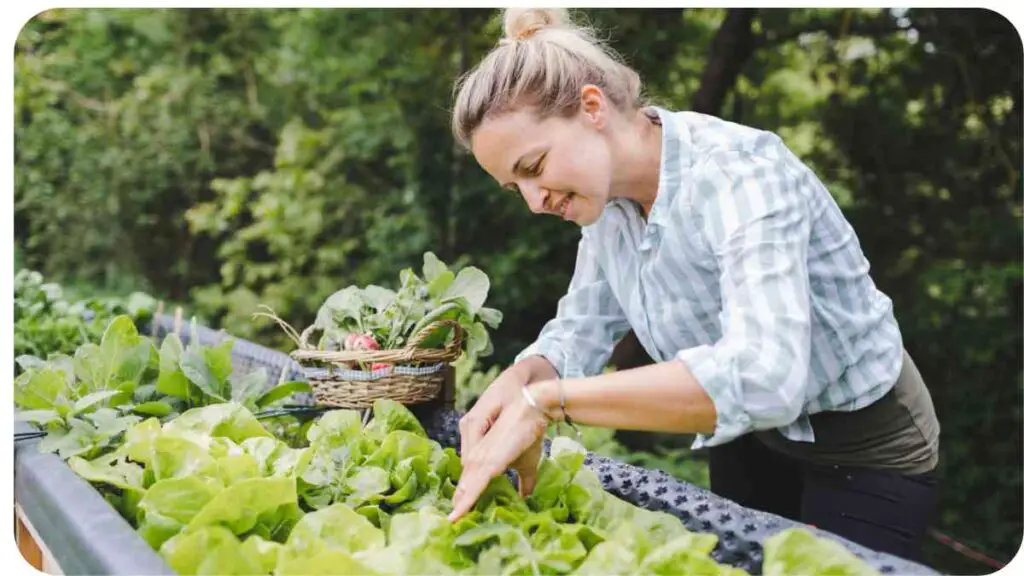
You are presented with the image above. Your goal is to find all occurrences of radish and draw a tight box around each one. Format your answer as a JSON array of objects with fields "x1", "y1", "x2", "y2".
[{"x1": 343, "y1": 333, "x2": 380, "y2": 351}]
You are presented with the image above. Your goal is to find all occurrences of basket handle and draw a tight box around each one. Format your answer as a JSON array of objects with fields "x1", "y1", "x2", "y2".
[
  {"x1": 405, "y1": 319, "x2": 465, "y2": 356},
  {"x1": 289, "y1": 318, "x2": 466, "y2": 365},
  {"x1": 299, "y1": 324, "x2": 318, "y2": 350}
]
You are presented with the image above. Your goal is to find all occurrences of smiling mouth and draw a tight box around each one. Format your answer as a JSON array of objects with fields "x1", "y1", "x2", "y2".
[{"x1": 556, "y1": 193, "x2": 574, "y2": 219}]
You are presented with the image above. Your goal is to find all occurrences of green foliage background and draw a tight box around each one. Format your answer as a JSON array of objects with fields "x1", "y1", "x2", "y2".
[{"x1": 15, "y1": 8, "x2": 1021, "y2": 573}]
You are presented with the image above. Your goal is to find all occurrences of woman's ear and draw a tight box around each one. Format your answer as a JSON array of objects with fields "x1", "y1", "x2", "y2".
[{"x1": 579, "y1": 84, "x2": 607, "y2": 128}]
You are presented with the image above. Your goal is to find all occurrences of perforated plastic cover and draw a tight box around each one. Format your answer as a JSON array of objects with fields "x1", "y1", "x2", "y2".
[{"x1": 151, "y1": 315, "x2": 940, "y2": 575}]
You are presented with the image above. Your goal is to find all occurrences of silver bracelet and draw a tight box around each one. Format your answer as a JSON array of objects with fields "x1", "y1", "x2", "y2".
[{"x1": 521, "y1": 385, "x2": 550, "y2": 421}]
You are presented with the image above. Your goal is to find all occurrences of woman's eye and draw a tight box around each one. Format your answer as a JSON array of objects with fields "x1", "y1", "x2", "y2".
[{"x1": 526, "y1": 158, "x2": 544, "y2": 176}]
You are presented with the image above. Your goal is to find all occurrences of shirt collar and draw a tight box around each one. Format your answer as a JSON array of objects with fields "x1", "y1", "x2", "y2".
[
  {"x1": 582, "y1": 106, "x2": 693, "y2": 242},
  {"x1": 646, "y1": 106, "x2": 692, "y2": 232}
]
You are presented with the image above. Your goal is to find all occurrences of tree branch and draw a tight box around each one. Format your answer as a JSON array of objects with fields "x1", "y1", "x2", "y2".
[{"x1": 691, "y1": 8, "x2": 757, "y2": 115}]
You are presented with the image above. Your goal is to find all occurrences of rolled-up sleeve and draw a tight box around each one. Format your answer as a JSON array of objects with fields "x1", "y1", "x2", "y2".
[
  {"x1": 515, "y1": 234, "x2": 631, "y2": 379},
  {"x1": 678, "y1": 149, "x2": 814, "y2": 449}
]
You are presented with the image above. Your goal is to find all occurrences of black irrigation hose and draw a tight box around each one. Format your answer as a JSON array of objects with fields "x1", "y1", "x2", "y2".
[
  {"x1": 15, "y1": 431, "x2": 46, "y2": 442},
  {"x1": 254, "y1": 405, "x2": 332, "y2": 420}
]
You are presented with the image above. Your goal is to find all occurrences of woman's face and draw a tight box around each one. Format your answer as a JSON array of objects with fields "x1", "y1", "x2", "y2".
[{"x1": 470, "y1": 91, "x2": 615, "y2": 227}]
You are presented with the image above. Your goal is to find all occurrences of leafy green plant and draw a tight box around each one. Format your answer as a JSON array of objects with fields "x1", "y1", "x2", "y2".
[
  {"x1": 154, "y1": 320, "x2": 311, "y2": 414},
  {"x1": 15, "y1": 314, "x2": 310, "y2": 458},
  {"x1": 66, "y1": 399, "x2": 879, "y2": 575},
  {"x1": 14, "y1": 315, "x2": 156, "y2": 459},
  {"x1": 315, "y1": 252, "x2": 501, "y2": 354},
  {"x1": 267, "y1": 252, "x2": 503, "y2": 371},
  {"x1": 14, "y1": 268, "x2": 157, "y2": 370}
]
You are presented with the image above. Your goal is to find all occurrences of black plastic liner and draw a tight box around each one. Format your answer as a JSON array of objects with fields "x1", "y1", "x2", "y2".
[{"x1": 13, "y1": 315, "x2": 939, "y2": 575}]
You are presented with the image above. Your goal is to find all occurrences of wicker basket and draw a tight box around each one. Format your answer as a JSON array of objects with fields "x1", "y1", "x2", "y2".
[{"x1": 285, "y1": 319, "x2": 465, "y2": 409}]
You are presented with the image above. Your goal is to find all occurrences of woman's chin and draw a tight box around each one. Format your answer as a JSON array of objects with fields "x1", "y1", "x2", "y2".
[{"x1": 573, "y1": 207, "x2": 602, "y2": 227}]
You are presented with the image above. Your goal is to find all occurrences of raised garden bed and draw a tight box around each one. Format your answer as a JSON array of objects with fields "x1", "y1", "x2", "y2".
[{"x1": 13, "y1": 314, "x2": 940, "y2": 575}]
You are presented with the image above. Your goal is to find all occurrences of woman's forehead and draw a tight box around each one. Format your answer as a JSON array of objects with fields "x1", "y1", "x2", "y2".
[{"x1": 471, "y1": 112, "x2": 551, "y2": 179}]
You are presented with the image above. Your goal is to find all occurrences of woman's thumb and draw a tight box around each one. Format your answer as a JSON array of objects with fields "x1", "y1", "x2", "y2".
[{"x1": 517, "y1": 468, "x2": 537, "y2": 497}]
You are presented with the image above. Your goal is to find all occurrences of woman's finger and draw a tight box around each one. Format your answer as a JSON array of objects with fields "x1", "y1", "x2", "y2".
[
  {"x1": 448, "y1": 450, "x2": 501, "y2": 523},
  {"x1": 458, "y1": 403, "x2": 495, "y2": 459}
]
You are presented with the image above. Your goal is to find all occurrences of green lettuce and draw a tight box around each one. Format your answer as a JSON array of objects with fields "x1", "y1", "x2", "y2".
[{"x1": 62, "y1": 392, "x2": 879, "y2": 576}]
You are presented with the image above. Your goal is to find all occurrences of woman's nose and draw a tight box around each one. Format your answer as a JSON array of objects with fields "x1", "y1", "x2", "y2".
[{"x1": 521, "y1": 183, "x2": 549, "y2": 214}]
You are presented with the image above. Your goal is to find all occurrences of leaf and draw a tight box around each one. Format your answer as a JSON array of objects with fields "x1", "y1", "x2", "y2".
[
  {"x1": 15, "y1": 409, "x2": 62, "y2": 426},
  {"x1": 68, "y1": 454, "x2": 146, "y2": 493},
  {"x1": 157, "y1": 334, "x2": 193, "y2": 401},
  {"x1": 465, "y1": 321, "x2": 491, "y2": 357},
  {"x1": 344, "y1": 466, "x2": 391, "y2": 501},
  {"x1": 315, "y1": 286, "x2": 365, "y2": 330},
  {"x1": 365, "y1": 399, "x2": 427, "y2": 438},
  {"x1": 73, "y1": 343, "x2": 107, "y2": 391},
  {"x1": 134, "y1": 383, "x2": 161, "y2": 403},
  {"x1": 283, "y1": 502, "x2": 386, "y2": 557},
  {"x1": 422, "y1": 252, "x2": 448, "y2": 282},
  {"x1": 203, "y1": 338, "x2": 236, "y2": 397},
  {"x1": 72, "y1": 390, "x2": 122, "y2": 415},
  {"x1": 186, "y1": 476, "x2": 298, "y2": 536},
  {"x1": 442, "y1": 266, "x2": 490, "y2": 315},
  {"x1": 275, "y1": 548, "x2": 378, "y2": 575},
  {"x1": 116, "y1": 340, "x2": 156, "y2": 391},
  {"x1": 180, "y1": 346, "x2": 225, "y2": 402},
  {"x1": 640, "y1": 532, "x2": 722, "y2": 574},
  {"x1": 306, "y1": 409, "x2": 363, "y2": 444},
  {"x1": 148, "y1": 434, "x2": 219, "y2": 481},
  {"x1": 363, "y1": 431, "x2": 434, "y2": 470},
  {"x1": 363, "y1": 285, "x2": 397, "y2": 312},
  {"x1": 453, "y1": 522, "x2": 520, "y2": 548},
  {"x1": 477, "y1": 306, "x2": 503, "y2": 329},
  {"x1": 408, "y1": 302, "x2": 462, "y2": 346},
  {"x1": 14, "y1": 368, "x2": 71, "y2": 414},
  {"x1": 255, "y1": 381, "x2": 312, "y2": 409},
  {"x1": 160, "y1": 525, "x2": 263, "y2": 575},
  {"x1": 16, "y1": 354, "x2": 46, "y2": 372},
  {"x1": 138, "y1": 476, "x2": 223, "y2": 548},
  {"x1": 762, "y1": 528, "x2": 878, "y2": 576},
  {"x1": 229, "y1": 368, "x2": 268, "y2": 406},
  {"x1": 97, "y1": 315, "x2": 151, "y2": 391},
  {"x1": 240, "y1": 535, "x2": 283, "y2": 574},
  {"x1": 38, "y1": 425, "x2": 91, "y2": 459},
  {"x1": 47, "y1": 354, "x2": 78, "y2": 391},
  {"x1": 527, "y1": 458, "x2": 573, "y2": 512},
  {"x1": 574, "y1": 540, "x2": 637, "y2": 575},
  {"x1": 427, "y1": 270, "x2": 456, "y2": 300},
  {"x1": 132, "y1": 401, "x2": 174, "y2": 418},
  {"x1": 165, "y1": 403, "x2": 273, "y2": 443},
  {"x1": 126, "y1": 292, "x2": 157, "y2": 319}
]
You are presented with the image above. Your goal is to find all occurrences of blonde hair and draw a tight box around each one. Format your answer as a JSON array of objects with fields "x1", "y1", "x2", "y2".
[{"x1": 451, "y1": 8, "x2": 644, "y2": 149}]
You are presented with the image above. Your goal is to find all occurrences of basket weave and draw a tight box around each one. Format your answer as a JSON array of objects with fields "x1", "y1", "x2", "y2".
[{"x1": 288, "y1": 319, "x2": 465, "y2": 409}]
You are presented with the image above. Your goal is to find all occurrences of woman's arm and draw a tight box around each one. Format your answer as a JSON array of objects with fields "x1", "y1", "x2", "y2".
[
  {"x1": 528, "y1": 359, "x2": 718, "y2": 435},
  {"x1": 459, "y1": 232, "x2": 629, "y2": 458}
]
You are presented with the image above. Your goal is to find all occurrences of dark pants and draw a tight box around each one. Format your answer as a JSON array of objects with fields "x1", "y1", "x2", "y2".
[{"x1": 709, "y1": 433, "x2": 941, "y2": 563}]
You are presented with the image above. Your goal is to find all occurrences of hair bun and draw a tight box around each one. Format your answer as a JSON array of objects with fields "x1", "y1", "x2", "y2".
[{"x1": 502, "y1": 8, "x2": 571, "y2": 42}]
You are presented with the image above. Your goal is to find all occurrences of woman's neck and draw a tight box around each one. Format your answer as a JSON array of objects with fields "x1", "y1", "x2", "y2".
[{"x1": 608, "y1": 108, "x2": 663, "y2": 218}]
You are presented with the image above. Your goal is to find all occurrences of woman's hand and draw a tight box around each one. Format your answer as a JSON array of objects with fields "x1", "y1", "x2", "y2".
[
  {"x1": 458, "y1": 356, "x2": 557, "y2": 460},
  {"x1": 449, "y1": 385, "x2": 551, "y2": 522}
]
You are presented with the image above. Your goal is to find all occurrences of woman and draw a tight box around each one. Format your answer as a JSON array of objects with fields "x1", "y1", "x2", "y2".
[{"x1": 447, "y1": 7, "x2": 941, "y2": 562}]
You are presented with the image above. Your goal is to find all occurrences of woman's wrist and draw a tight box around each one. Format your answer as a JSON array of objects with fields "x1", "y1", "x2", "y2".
[
  {"x1": 527, "y1": 379, "x2": 566, "y2": 422},
  {"x1": 514, "y1": 355, "x2": 559, "y2": 384}
]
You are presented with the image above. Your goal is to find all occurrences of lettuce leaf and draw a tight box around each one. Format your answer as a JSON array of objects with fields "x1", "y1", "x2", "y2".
[
  {"x1": 763, "y1": 528, "x2": 879, "y2": 576},
  {"x1": 160, "y1": 526, "x2": 263, "y2": 575}
]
